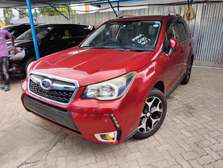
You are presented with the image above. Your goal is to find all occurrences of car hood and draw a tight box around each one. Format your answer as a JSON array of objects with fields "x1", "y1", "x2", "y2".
[{"x1": 31, "y1": 47, "x2": 155, "y2": 86}]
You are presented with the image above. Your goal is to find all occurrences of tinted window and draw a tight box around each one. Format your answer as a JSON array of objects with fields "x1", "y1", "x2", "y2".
[
  {"x1": 4, "y1": 25, "x2": 29, "y2": 38},
  {"x1": 49, "y1": 28, "x2": 73, "y2": 40},
  {"x1": 69, "y1": 25, "x2": 93, "y2": 36},
  {"x1": 61, "y1": 29, "x2": 73, "y2": 39},
  {"x1": 173, "y1": 22, "x2": 187, "y2": 41},
  {"x1": 11, "y1": 29, "x2": 23, "y2": 37},
  {"x1": 17, "y1": 26, "x2": 53, "y2": 41},
  {"x1": 182, "y1": 21, "x2": 190, "y2": 39},
  {"x1": 163, "y1": 20, "x2": 175, "y2": 53}
]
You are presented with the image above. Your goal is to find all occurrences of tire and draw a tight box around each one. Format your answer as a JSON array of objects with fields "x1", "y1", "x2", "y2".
[
  {"x1": 181, "y1": 56, "x2": 193, "y2": 85},
  {"x1": 133, "y1": 88, "x2": 167, "y2": 140}
]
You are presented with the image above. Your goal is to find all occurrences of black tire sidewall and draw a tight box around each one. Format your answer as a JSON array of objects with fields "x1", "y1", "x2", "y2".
[{"x1": 181, "y1": 56, "x2": 193, "y2": 85}]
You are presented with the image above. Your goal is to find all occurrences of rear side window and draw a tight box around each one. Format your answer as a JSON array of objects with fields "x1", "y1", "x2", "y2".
[
  {"x1": 182, "y1": 21, "x2": 190, "y2": 39},
  {"x1": 173, "y1": 22, "x2": 188, "y2": 42}
]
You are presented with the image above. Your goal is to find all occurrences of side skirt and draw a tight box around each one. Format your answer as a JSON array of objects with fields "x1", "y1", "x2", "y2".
[{"x1": 166, "y1": 72, "x2": 186, "y2": 97}]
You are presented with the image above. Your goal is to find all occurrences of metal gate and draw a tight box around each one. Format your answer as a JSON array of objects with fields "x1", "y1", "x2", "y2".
[{"x1": 193, "y1": 3, "x2": 223, "y2": 66}]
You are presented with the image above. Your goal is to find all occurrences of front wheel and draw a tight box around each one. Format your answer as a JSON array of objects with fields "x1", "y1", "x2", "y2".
[{"x1": 133, "y1": 89, "x2": 167, "y2": 140}]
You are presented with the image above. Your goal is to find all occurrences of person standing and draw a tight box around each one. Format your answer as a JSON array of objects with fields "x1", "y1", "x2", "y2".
[{"x1": 0, "y1": 28, "x2": 14, "y2": 92}]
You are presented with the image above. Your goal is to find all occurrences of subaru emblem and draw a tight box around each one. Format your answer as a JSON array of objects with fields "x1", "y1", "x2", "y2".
[{"x1": 40, "y1": 79, "x2": 52, "y2": 90}]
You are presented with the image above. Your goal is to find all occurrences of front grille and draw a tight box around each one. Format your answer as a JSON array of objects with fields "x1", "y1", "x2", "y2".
[{"x1": 29, "y1": 73, "x2": 78, "y2": 104}]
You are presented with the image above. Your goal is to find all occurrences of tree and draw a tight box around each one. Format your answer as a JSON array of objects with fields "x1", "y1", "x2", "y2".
[
  {"x1": 39, "y1": 7, "x2": 57, "y2": 16},
  {"x1": 3, "y1": 8, "x2": 14, "y2": 25},
  {"x1": 39, "y1": 5, "x2": 76, "y2": 16},
  {"x1": 18, "y1": 8, "x2": 28, "y2": 18}
]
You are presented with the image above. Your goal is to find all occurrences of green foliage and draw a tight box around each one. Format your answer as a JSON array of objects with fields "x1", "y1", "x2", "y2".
[
  {"x1": 18, "y1": 8, "x2": 28, "y2": 18},
  {"x1": 39, "y1": 5, "x2": 76, "y2": 16},
  {"x1": 3, "y1": 8, "x2": 14, "y2": 24}
]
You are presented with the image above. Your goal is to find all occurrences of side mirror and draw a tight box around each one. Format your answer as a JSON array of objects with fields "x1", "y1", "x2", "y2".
[{"x1": 170, "y1": 38, "x2": 177, "y2": 49}]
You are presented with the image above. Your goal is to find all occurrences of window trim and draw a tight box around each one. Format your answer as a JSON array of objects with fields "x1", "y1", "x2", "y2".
[{"x1": 174, "y1": 20, "x2": 188, "y2": 42}]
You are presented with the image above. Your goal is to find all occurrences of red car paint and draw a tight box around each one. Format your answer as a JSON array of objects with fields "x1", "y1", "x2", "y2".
[{"x1": 21, "y1": 15, "x2": 193, "y2": 144}]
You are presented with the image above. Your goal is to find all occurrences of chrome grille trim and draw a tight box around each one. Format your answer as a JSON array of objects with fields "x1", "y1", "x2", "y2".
[{"x1": 28, "y1": 71, "x2": 79, "y2": 106}]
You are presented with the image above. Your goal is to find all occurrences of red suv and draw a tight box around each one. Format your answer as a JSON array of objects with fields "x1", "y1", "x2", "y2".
[{"x1": 21, "y1": 15, "x2": 193, "y2": 144}]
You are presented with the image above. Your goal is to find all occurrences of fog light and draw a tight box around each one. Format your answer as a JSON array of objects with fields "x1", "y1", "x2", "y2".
[{"x1": 95, "y1": 131, "x2": 117, "y2": 142}]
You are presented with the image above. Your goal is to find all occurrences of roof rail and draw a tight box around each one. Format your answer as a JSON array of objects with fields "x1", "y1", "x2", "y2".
[
  {"x1": 168, "y1": 13, "x2": 181, "y2": 17},
  {"x1": 168, "y1": 12, "x2": 175, "y2": 16}
]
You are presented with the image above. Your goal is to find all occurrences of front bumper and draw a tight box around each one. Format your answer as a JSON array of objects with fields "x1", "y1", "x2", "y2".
[
  {"x1": 22, "y1": 94, "x2": 122, "y2": 144},
  {"x1": 21, "y1": 70, "x2": 150, "y2": 144}
]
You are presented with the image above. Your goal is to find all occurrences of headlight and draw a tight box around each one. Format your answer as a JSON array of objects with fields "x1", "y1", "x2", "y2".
[{"x1": 82, "y1": 72, "x2": 136, "y2": 100}]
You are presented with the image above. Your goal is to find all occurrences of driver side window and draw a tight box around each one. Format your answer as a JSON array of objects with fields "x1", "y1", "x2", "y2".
[{"x1": 163, "y1": 23, "x2": 175, "y2": 53}]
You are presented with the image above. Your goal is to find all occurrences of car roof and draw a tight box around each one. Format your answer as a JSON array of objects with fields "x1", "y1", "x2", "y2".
[
  {"x1": 4, "y1": 24, "x2": 32, "y2": 31},
  {"x1": 37, "y1": 24, "x2": 89, "y2": 28},
  {"x1": 5, "y1": 23, "x2": 30, "y2": 28}
]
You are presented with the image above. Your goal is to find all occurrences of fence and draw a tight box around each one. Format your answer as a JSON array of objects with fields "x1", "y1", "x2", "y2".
[{"x1": 35, "y1": 2, "x2": 223, "y2": 67}]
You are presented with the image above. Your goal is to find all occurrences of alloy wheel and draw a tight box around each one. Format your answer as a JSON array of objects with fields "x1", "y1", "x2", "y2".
[{"x1": 138, "y1": 96, "x2": 164, "y2": 134}]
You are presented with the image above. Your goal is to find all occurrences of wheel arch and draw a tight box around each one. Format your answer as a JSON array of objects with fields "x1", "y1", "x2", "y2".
[
  {"x1": 191, "y1": 54, "x2": 194, "y2": 62},
  {"x1": 153, "y1": 81, "x2": 165, "y2": 94}
]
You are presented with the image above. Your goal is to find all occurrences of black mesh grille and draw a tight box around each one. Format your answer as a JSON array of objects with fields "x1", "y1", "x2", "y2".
[{"x1": 29, "y1": 80, "x2": 74, "y2": 104}]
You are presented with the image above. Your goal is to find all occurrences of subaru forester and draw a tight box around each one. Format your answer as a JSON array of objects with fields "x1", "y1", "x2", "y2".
[{"x1": 21, "y1": 15, "x2": 193, "y2": 144}]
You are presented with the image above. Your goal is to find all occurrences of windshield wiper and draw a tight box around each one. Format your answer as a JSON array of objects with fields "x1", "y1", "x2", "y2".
[
  {"x1": 117, "y1": 47, "x2": 148, "y2": 52},
  {"x1": 81, "y1": 46, "x2": 113, "y2": 49},
  {"x1": 81, "y1": 46, "x2": 148, "y2": 52}
]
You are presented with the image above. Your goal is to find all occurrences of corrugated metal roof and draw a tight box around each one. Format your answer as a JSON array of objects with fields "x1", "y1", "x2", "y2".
[
  {"x1": 0, "y1": 0, "x2": 112, "y2": 8},
  {"x1": 0, "y1": 0, "x2": 222, "y2": 8},
  {"x1": 0, "y1": 0, "x2": 137, "y2": 8}
]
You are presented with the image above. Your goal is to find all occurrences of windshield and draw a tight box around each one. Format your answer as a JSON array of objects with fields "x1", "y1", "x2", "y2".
[
  {"x1": 17, "y1": 26, "x2": 53, "y2": 41},
  {"x1": 81, "y1": 20, "x2": 161, "y2": 51}
]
